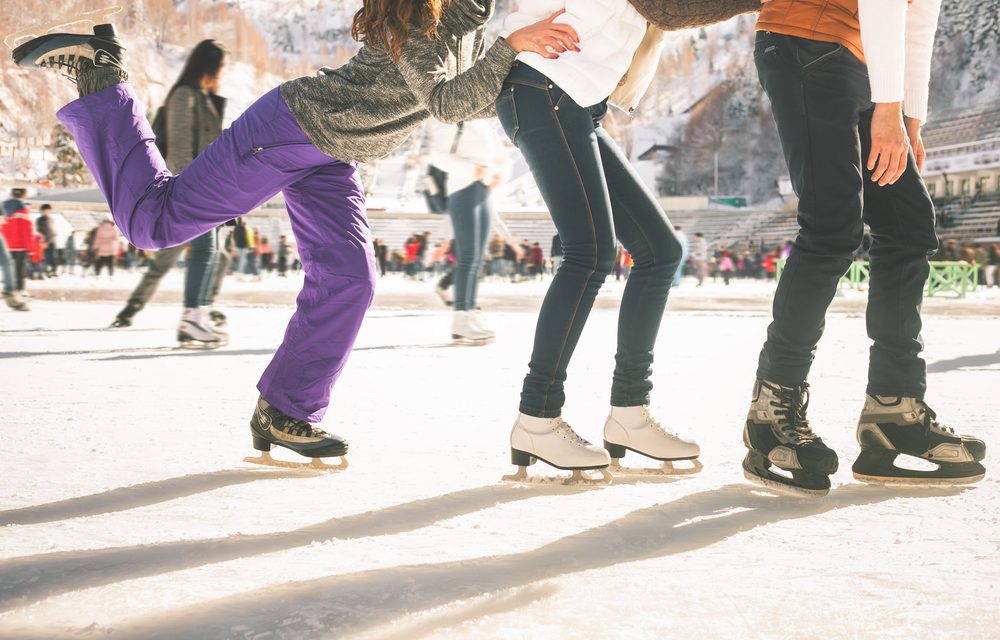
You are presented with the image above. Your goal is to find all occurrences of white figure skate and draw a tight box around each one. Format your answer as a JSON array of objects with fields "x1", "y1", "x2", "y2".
[
  {"x1": 502, "y1": 414, "x2": 612, "y2": 486},
  {"x1": 604, "y1": 406, "x2": 703, "y2": 476}
]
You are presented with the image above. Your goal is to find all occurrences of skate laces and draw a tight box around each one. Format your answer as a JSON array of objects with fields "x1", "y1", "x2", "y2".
[
  {"x1": 270, "y1": 410, "x2": 328, "y2": 438},
  {"x1": 917, "y1": 401, "x2": 955, "y2": 435},
  {"x1": 39, "y1": 53, "x2": 86, "y2": 82},
  {"x1": 554, "y1": 420, "x2": 593, "y2": 447},
  {"x1": 768, "y1": 382, "x2": 817, "y2": 443},
  {"x1": 642, "y1": 406, "x2": 678, "y2": 438}
]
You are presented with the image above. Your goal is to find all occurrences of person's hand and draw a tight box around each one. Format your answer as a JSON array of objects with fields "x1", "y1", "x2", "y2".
[
  {"x1": 904, "y1": 115, "x2": 925, "y2": 173},
  {"x1": 868, "y1": 102, "x2": 909, "y2": 187},
  {"x1": 505, "y1": 10, "x2": 580, "y2": 60}
]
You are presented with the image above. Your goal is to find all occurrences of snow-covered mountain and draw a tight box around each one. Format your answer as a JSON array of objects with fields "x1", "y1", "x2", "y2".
[{"x1": 2, "y1": 1, "x2": 996, "y2": 201}]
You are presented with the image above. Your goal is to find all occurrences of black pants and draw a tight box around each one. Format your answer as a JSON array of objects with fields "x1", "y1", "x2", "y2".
[
  {"x1": 496, "y1": 64, "x2": 682, "y2": 417},
  {"x1": 755, "y1": 32, "x2": 938, "y2": 398},
  {"x1": 95, "y1": 255, "x2": 115, "y2": 276},
  {"x1": 11, "y1": 250, "x2": 28, "y2": 290}
]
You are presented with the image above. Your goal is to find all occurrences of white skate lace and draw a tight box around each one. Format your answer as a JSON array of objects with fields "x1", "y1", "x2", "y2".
[
  {"x1": 642, "y1": 406, "x2": 680, "y2": 439},
  {"x1": 918, "y1": 402, "x2": 956, "y2": 434},
  {"x1": 554, "y1": 420, "x2": 593, "y2": 447}
]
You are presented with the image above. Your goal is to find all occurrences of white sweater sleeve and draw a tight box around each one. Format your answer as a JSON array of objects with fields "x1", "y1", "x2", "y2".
[
  {"x1": 858, "y1": 0, "x2": 907, "y2": 105},
  {"x1": 903, "y1": 0, "x2": 943, "y2": 122}
]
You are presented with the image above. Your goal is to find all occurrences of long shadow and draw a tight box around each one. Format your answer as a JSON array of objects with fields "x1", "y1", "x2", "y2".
[
  {"x1": 99, "y1": 348, "x2": 276, "y2": 361},
  {"x1": 0, "y1": 328, "x2": 161, "y2": 334},
  {"x1": 927, "y1": 350, "x2": 1000, "y2": 373},
  {"x1": 0, "y1": 481, "x2": 623, "y2": 611},
  {"x1": 0, "y1": 347, "x2": 176, "y2": 360},
  {"x1": 0, "y1": 469, "x2": 303, "y2": 527},
  {"x1": 52, "y1": 483, "x2": 966, "y2": 640},
  {"x1": 353, "y1": 342, "x2": 456, "y2": 352}
]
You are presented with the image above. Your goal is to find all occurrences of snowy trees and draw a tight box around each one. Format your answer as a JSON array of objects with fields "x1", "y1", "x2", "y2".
[{"x1": 47, "y1": 124, "x2": 88, "y2": 187}]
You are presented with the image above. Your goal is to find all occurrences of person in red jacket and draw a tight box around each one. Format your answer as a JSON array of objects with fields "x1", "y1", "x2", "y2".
[{"x1": 1, "y1": 203, "x2": 33, "y2": 294}]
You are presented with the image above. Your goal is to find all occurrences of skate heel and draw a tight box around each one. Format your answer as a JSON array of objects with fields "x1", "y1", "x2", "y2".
[
  {"x1": 252, "y1": 435, "x2": 272, "y2": 452},
  {"x1": 604, "y1": 441, "x2": 627, "y2": 459},
  {"x1": 510, "y1": 449, "x2": 536, "y2": 467}
]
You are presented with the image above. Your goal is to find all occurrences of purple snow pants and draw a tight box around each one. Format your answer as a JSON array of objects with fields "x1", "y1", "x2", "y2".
[{"x1": 58, "y1": 84, "x2": 375, "y2": 422}]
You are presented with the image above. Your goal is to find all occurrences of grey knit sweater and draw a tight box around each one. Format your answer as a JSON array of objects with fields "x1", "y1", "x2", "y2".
[
  {"x1": 626, "y1": 0, "x2": 762, "y2": 31},
  {"x1": 281, "y1": 0, "x2": 517, "y2": 164},
  {"x1": 165, "y1": 86, "x2": 225, "y2": 173}
]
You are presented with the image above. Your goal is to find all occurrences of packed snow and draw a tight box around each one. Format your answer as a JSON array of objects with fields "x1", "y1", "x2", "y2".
[{"x1": 0, "y1": 275, "x2": 997, "y2": 639}]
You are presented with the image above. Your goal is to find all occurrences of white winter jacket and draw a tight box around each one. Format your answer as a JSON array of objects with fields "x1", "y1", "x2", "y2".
[
  {"x1": 501, "y1": 0, "x2": 648, "y2": 108},
  {"x1": 427, "y1": 120, "x2": 508, "y2": 194}
]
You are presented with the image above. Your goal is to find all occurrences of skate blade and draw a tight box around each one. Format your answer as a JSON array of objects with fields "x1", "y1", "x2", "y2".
[
  {"x1": 178, "y1": 339, "x2": 223, "y2": 350},
  {"x1": 502, "y1": 466, "x2": 612, "y2": 487},
  {"x1": 243, "y1": 451, "x2": 348, "y2": 473},
  {"x1": 5, "y1": 5, "x2": 122, "y2": 49},
  {"x1": 610, "y1": 459, "x2": 703, "y2": 477},
  {"x1": 743, "y1": 470, "x2": 829, "y2": 498},
  {"x1": 853, "y1": 471, "x2": 985, "y2": 487},
  {"x1": 452, "y1": 335, "x2": 494, "y2": 346}
]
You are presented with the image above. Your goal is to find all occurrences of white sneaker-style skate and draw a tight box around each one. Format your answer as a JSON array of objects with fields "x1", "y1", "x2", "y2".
[
  {"x1": 604, "y1": 406, "x2": 702, "y2": 476},
  {"x1": 503, "y1": 413, "x2": 612, "y2": 485},
  {"x1": 452, "y1": 310, "x2": 493, "y2": 346},
  {"x1": 177, "y1": 308, "x2": 222, "y2": 349}
]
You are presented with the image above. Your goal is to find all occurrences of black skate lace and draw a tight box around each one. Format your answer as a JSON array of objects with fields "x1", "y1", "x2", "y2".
[
  {"x1": 272, "y1": 412, "x2": 327, "y2": 438},
  {"x1": 918, "y1": 402, "x2": 955, "y2": 434},
  {"x1": 40, "y1": 54, "x2": 84, "y2": 83},
  {"x1": 768, "y1": 382, "x2": 818, "y2": 443}
]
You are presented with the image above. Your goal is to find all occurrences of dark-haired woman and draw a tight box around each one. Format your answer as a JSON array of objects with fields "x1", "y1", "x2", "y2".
[
  {"x1": 111, "y1": 40, "x2": 228, "y2": 348},
  {"x1": 12, "y1": 0, "x2": 578, "y2": 465}
]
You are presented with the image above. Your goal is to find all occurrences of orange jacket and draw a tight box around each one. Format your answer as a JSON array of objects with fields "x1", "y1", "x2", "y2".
[{"x1": 756, "y1": 0, "x2": 911, "y2": 63}]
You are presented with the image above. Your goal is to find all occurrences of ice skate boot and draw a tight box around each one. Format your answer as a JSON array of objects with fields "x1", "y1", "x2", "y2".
[
  {"x1": 3, "y1": 291, "x2": 29, "y2": 311},
  {"x1": 452, "y1": 310, "x2": 493, "y2": 346},
  {"x1": 743, "y1": 380, "x2": 839, "y2": 497},
  {"x1": 604, "y1": 406, "x2": 702, "y2": 476},
  {"x1": 110, "y1": 301, "x2": 141, "y2": 328},
  {"x1": 434, "y1": 283, "x2": 452, "y2": 306},
  {"x1": 503, "y1": 413, "x2": 612, "y2": 485},
  {"x1": 9, "y1": 8, "x2": 126, "y2": 84},
  {"x1": 177, "y1": 308, "x2": 222, "y2": 349},
  {"x1": 853, "y1": 396, "x2": 986, "y2": 486},
  {"x1": 208, "y1": 308, "x2": 227, "y2": 328},
  {"x1": 469, "y1": 311, "x2": 496, "y2": 340},
  {"x1": 244, "y1": 395, "x2": 349, "y2": 471}
]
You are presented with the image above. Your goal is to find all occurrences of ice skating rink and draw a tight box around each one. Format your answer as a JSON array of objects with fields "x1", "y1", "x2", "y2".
[{"x1": 1, "y1": 275, "x2": 997, "y2": 639}]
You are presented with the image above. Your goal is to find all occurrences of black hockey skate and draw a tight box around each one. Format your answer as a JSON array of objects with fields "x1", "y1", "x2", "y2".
[
  {"x1": 743, "y1": 380, "x2": 839, "y2": 497},
  {"x1": 208, "y1": 309, "x2": 228, "y2": 328},
  {"x1": 110, "y1": 301, "x2": 141, "y2": 328},
  {"x1": 8, "y1": 7, "x2": 125, "y2": 82},
  {"x1": 245, "y1": 395, "x2": 349, "y2": 472},
  {"x1": 853, "y1": 396, "x2": 986, "y2": 486}
]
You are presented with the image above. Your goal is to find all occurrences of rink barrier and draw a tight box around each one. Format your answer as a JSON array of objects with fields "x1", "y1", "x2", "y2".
[{"x1": 775, "y1": 259, "x2": 980, "y2": 298}]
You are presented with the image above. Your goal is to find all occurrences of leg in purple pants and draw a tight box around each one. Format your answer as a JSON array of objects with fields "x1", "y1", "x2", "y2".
[{"x1": 58, "y1": 84, "x2": 374, "y2": 422}]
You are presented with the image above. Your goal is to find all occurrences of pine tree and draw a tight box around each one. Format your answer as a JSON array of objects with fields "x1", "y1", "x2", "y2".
[{"x1": 48, "y1": 124, "x2": 88, "y2": 187}]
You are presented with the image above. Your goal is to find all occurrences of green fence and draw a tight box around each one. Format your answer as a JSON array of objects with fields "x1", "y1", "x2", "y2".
[{"x1": 775, "y1": 259, "x2": 980, "y2": 298}]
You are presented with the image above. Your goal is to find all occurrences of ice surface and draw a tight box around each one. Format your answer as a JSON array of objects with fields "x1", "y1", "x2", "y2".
[{"x1": 0, "y1": 275, "x2": 997, "y2": 639}]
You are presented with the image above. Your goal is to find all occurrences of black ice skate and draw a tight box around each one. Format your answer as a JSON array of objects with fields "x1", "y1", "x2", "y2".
[
  {"x1": 208, "y1": 309, "x2": 228, "y2": 328},
  {"x1": 110, "y1": 301, "x2": 141, "y2": 328},
  {"x1": 853, "y1": 396, "x2": 986, "y2": 486},
  {"x1": 245, "y1": 395, "x2": 349, "y2": 472},
  {"x1": 743, "y1": 380, "x2": 839, "y2": 497},
  {"x1": 7, "y1": 6, "x2": 126, "y2": 82},
  {"x1": 3, "y1": 291, "x2": 29, "y2": 312}
]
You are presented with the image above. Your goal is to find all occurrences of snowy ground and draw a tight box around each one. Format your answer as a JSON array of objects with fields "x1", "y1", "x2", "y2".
[{"x1": 0, "y1": 275, "x2": 998, "y2": 639}]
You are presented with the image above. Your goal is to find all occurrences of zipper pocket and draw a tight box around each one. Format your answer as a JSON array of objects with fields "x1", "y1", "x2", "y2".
[{"x1": 245, "y1": 142, "x2": 311, "y2": 160}]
